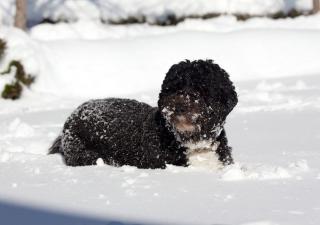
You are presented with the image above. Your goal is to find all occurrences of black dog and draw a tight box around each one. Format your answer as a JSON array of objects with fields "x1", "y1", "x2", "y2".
[{"x1": 49, "y1": 60, "x2": 238, "y2": 169}]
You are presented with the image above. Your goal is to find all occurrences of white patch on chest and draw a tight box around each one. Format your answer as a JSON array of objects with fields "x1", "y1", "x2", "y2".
[{"x1": 184, "y1": 140, "x2": 223, "y2": 170}]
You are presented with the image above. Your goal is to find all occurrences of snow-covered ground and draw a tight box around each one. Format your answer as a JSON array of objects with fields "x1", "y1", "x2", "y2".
[{"x1": 1, "y1": 13, "x2": 320, "y2": 225}]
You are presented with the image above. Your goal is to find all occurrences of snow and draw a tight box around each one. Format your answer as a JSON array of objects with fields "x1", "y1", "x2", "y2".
[
  {"x1": 186, "y1": 149, "x2": 222, "y2": 170},
  {"x1": 3, "y1": 15, "x2": 320, "y2": 99},
  {"x1": 28, "y1": 14, "x2": 320, "y2": 41},
  {"x1": 1, "y1": 75, "x2": 319, "y2": 225},
  {"x1": 8, "y1": 118, "x2": 35, "y2": 138},
  {"x1": 1, "y1": 7, "x2": 320, "y2": 225},
  {"x1": 221, "y1": 160, "x2": 310, "y2": 181}
]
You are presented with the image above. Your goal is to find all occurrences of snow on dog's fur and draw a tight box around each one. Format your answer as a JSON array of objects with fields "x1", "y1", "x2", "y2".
[{"x1": 49, "y1": 60, "x2": 238, "y2": 169}]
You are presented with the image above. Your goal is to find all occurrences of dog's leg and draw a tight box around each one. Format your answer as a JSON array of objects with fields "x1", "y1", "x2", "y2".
[
  {"x1": 216, "y1": 129, "x2": 234, "y2": 165},
  {"x1": 61, "y1": 130, "x2": 100, "y2": 166}
]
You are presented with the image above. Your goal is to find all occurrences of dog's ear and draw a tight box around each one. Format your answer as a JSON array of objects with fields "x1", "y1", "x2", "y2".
[
  {"x1": 219, "y1": 85, "x2": 238, "y2": 115},
  {"x1": 224, "y1": 88, "x2": 238, "y2": 115},
  {"x1": 205, "y1": 80, "x2": 238, "y2": 118},
  {"x1": 206, "y1": 62, "x2": 238, "y2": 116}
]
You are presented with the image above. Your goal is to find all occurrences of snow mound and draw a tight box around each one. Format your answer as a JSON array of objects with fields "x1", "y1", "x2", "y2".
[
  {"x1": 8, "y1": 118, "x2": 35, "y2": 138},
  {"x1": 0, "y1": 28, "x2": 41, "y2": 76},
  {"x1": 238, "y1": 78, "x2": 320, "y2": 112},
  {"x1": 221, "y1": 160, "x2": 309, "y2": 181}
]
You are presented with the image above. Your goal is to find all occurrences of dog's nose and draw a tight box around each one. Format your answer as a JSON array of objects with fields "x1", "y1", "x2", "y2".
[
  {"x1": 174, "y1": 115, "x2": 196, "y2": 133},
  {"x1": 176, "y1": 115, "x2": 187, "y2": 122}
]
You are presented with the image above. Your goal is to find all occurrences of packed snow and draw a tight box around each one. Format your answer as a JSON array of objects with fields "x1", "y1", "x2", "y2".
[{"x1": 0, "y1": 7, "x2": 320, "y2": 225}]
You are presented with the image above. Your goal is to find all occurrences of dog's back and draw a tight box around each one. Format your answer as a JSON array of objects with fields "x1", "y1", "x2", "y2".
[{"x1": 49, "y1": 98, "x2": 166, "y2": 168}]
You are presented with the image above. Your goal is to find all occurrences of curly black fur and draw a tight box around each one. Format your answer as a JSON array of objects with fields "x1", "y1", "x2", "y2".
[{"x1": 49, "y1": 60, "x2": 238, "y2": 168}]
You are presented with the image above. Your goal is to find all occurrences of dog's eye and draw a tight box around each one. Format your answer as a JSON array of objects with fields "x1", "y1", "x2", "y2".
[{"x1": 175, "y1": 106, "x2": 187, "y2": 114}]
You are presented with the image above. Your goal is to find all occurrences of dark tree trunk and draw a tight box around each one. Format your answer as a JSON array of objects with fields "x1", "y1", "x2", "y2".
[
  {"x1": 14, "y1": 0, "x2": 27, "y2": 30},
  {"x1": 313, "y1": 0, "x2": 320, "y2": 14}
]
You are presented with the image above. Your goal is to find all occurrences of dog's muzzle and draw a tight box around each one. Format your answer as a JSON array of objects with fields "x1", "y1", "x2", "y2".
[{"x1": 173, "y1": 115, "x2": 197, "y2": 133}]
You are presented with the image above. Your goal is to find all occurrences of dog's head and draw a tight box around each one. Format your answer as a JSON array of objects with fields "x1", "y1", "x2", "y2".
[{"x1": 158, "y1": 60, "x2": 237, "y2": 143}]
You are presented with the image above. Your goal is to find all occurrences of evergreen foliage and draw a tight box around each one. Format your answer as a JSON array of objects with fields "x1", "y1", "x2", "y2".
[
  {"x1": 0, "y1": 57, "x2": 35, "y2": 100},
  {"x1": 0, "y1": 39, "x2": 6, "y2": 59},
  {"x1": 1, "y1": 81, "x2": 22, "y2": 100}
]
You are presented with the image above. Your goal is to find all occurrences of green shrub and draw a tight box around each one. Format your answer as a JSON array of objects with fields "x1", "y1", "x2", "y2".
[
  {"x1": 1, "y1": 60, "x2": 35, "y2": 100},
  {"x1": 2, "y1": 60, "x2": 35, "y2": 86},
  {"x1": 108, "y1": 15, "x2": 147, "y2": 25},
  {"x1": 1, "y1": 82, "x2": 22, "y2": 100},
  {"x1": 106, "y1": 9, "x2": 311, "y2": 26},
  {"x1": 0, "y1": 39, "x2": 6, "y2": 60}
]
